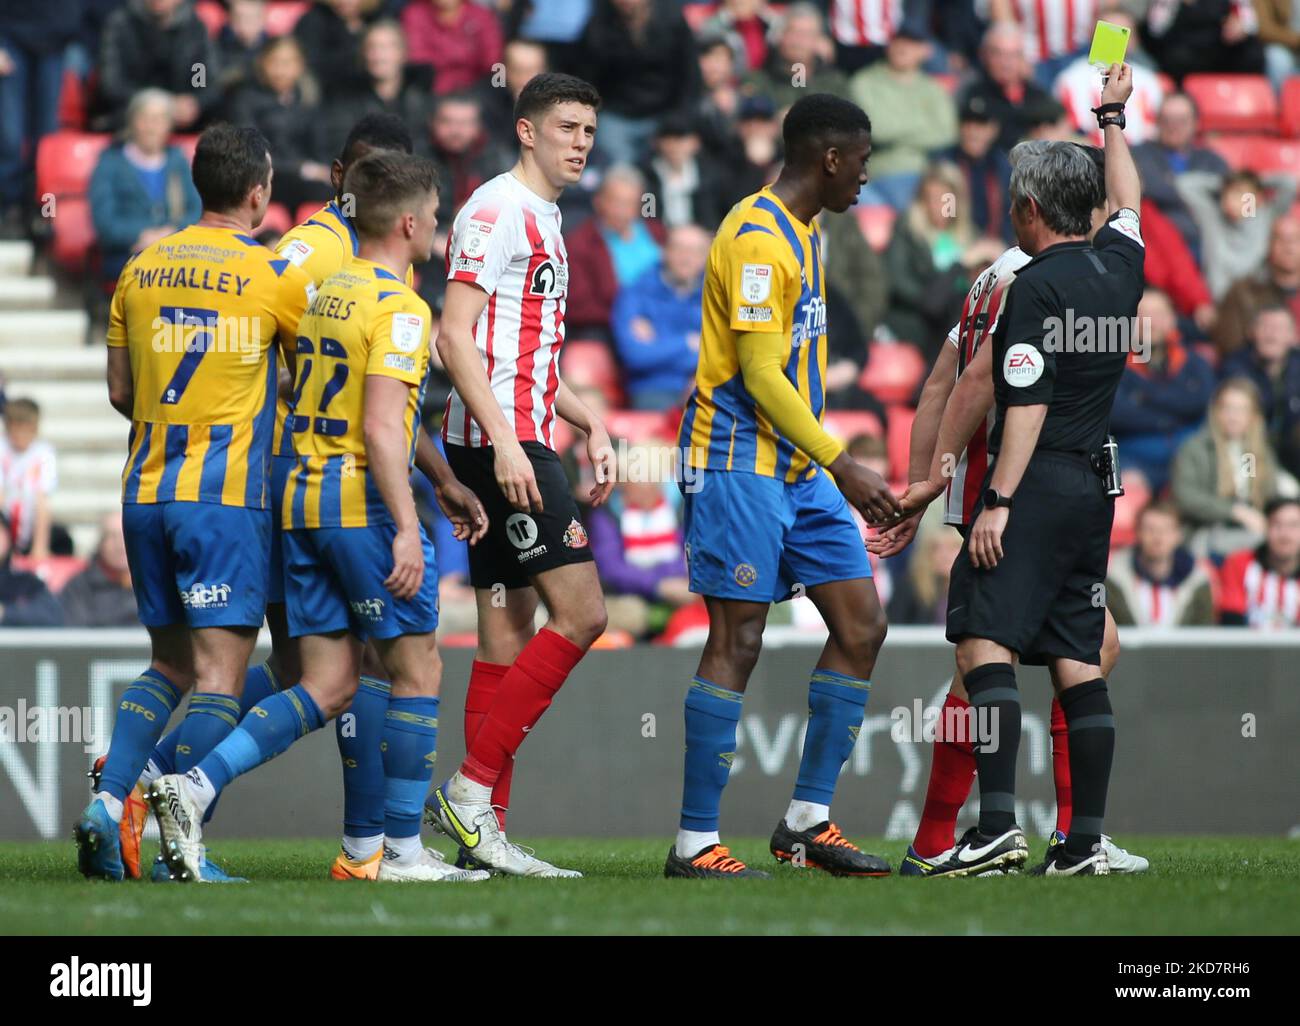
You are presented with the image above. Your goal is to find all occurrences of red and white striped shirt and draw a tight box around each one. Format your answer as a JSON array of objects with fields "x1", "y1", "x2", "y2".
[
  {"x1": 1053, "y1": 57, "x2": 1165, "y2": 146},
  {"x1": 943, "y1": 246, "x2": 1030, "y2": 527},
  {"x1": 620, "y1": 496, "x2": 682, "y2": 568},
  {"x1": 1218, "y1": 548, "x2": 1300, "y2": 629},
  {"x1": 976, "y1": 0, "x2": 1098, "y2": 64},
  {"x1": 828, "y1": 0, "x2": 904, "y2": 47},
  {"x1": 442, "y1": 172, "x2": 568, "y2": 449},
  {"x1": 0, "y1": 437, "x2": 57, "y2": 551}
]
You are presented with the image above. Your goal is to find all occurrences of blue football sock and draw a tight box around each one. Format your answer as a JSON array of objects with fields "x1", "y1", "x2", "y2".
[
  {"x1": 99, "y1": 669, "x2": 183, "y2": 802},
  {"x1": 197, "y1": 684, "x2": 324, "y2": 797},
  {"x1": 794, "y1": 669, "x2": 872, "y2": 806},
  {"x1": 381, "y1": 695, "x2": 440, "y2": 842},
  {"x1": 679, "y1": 677, "x2": 742, "y2": 832},
  {"x1": 337, "y1": 675, "x2": 390, "y2": 840},
  {"x1": 148, "y1": 662, "x2": 281, "y2": 779},
  {"x1": 173, "y1": 693, "x2": 242, "y2": 773}
]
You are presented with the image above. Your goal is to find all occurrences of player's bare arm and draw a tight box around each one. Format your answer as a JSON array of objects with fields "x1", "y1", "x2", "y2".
[
  {"x1": 968, "y1": 402, "x2": 1046, "y2": 570},
  {"x1": 736, "y1": 329, "x2": 900, "y2": 523},
  {"x1": 413, "y1": 429, "x2": 488, "y2": 544},
  {"x1": 106, "y1": 346, "x2": 133, "y2": 419},
  {"x1": 905, "y1": 341, "x2": 997, "y2": 516},
  {"x1": 436, "y1": 279, "x2": 543, "y2": 512},
  {"x1": 1100, "y1": 64, "x2": 1140, "y2": 215},
  {"x1": 555, "y1": 379, "x2": 615, "y2": 507},
  {"x1": 868, "y1": 341, "x2": 960, "y2": 556},
  {"x1": 364, "y1": 374, "x2": 424, "y2": 600}
]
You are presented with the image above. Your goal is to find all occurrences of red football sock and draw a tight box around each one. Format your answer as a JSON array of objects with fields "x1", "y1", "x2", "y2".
[
  {"x1": 1050, "y1": 696, "x2": 1072, "y2": 835},
  {"x1": 464, "y1": 660, "x2": 512, "y2": 829},
  {"x1": 912, "y1": 692, "x2": 977, "y2": 858},
  {"x1": 461, "y1": 628, "x2": 585, "y2": 788}
]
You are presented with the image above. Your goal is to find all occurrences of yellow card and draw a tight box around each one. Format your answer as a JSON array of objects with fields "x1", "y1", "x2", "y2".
[{"x1": 1088, "y1": 20, "x2": 1130, "y2": 69}]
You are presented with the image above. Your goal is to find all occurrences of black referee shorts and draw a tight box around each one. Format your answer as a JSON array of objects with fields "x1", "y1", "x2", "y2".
[
  {"x1": 946, "y1": 450, "x2": 1114, "y2": 666},
  {"x1": 445, "y1": 441, "x2": 595, "y2": 590}
]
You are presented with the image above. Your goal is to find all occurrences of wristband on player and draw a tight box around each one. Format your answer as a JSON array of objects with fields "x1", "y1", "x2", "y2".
[{"x1": 1090, "y1": 102, "x2": 1126, "y2": 130}]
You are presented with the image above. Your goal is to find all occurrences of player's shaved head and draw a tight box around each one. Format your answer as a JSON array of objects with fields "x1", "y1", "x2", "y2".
[
  {"x1": 781, "y1": 92, "x2": 872, "y2": 169},
  {"x1": 192, "y1": 123, "x2": 272, "y2": 214},
  {"x1": 340, "y1": 111, "x2": 414, "y2": 166},
  {"x1": 345, "y1": 151, "x2": 440, "y2": 241}
]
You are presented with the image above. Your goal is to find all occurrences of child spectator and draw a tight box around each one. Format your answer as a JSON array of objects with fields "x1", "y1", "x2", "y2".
[
  {"x1": 216, "y1": 0, "x2": 269, "y2": 94},
  {"x1": 1217, "y1": 496, "x2": 1300, "y2": 627},
  {"x1": 0, "y1": 399, "x2": 62, "y2": 560},
  {"x1": 1219, "y1": 306, "x2": 1300, "y2": 479},
  {"x1": 1106, "y1": 500, "x2": 1216, "y2": 626}
]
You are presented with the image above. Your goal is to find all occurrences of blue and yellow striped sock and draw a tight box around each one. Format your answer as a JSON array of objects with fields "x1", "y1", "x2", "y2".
[
  {"x1": 173, "y1": 693, "x2": 242, "y2": 774},
  {"x1": 197, "y1": 684, "x2": 324, "y2": 796},
  {"x1": 793, "y1": 669, "x2": 871, "y2": 805},
  {"x1": 381, "y1": 696, "x2": 440, "y2": 851},
  {"x1": 148, "y1": 661, "x2": 281, "y2": 780},
  {"x1": 99, "y1": 669, "x2": 183, "y2": 802},
  {"x1": 679, "y1": 677, "x2": 743, "y2": 832},
  {"x1": 338, "y1": 675, "x2": 390, "y2": 842}
]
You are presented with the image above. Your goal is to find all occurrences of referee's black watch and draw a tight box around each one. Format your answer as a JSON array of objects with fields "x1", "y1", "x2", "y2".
[
  {"x1": 984, "y1": 488, "x2": 1014, "y2": 510},
  {"x1": 1090, "y1": 102, "x2": 1126, "y2": 130}
]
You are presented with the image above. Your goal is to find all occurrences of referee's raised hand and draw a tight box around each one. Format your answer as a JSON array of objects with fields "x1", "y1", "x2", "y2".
[{"x1": 829, "y1": 451, "x2": 901, "y2": 525}]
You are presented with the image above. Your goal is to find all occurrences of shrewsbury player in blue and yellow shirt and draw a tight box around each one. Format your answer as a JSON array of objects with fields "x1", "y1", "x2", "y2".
[
  {"x1": 668, "y1": 96, "x2": 901, "y2": 882},
  {"x1": 145, "y1": 152, "x2": 491, "y2": 885},
  {"x1": 78, "y1": 126, "x2": 313, "y2": 882}
]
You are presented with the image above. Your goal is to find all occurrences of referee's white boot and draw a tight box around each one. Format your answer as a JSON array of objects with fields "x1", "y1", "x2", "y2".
[
  {"x1": 1049, "y1": 829, "x2": 1148, "y2": 873},
  {"x1": 1032, "y1": 839, "x2": 1110, "y2": 876}
]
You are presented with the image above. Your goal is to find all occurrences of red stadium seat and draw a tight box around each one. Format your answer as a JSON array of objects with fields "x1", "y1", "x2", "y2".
[
  {"x1": 885, "y1": 404, "x2": 915, "y2": 482},
  {"x1": 50, "y1": 196, "x2": 96, "y2": 270},
  {"x1": 854, "y1": 203, "x2": 895, "y2": 252},
  {"x1": 1280, "y1": 78, "x2": 1300, "y2": 138},
  {"x1": 265, "y1": 1, "x2": 311, "y2": 36},
  {"x1": 12, "y1": 555, "x2": 89, "y2": 594},
  {"x1": 195, "y1": 0, "x2": 227, "y2": 36},
  {"x1": 295, "y1": 201, "x2": 324, "y2": 224},
  {"x1": 1183, "y1": 74, "x2": 1278, "y2": 134},
  {"x1": 682, "y1": 3, "x2": 719, "y2": 32},
  {"x1": 560, "y1": 339, "x2": 624, "y2": 405},
  {"x1": 260, "y1": 202, "x2": 293, "y2": 237},
  {"x1": 858, "y1": 340, "x2": 926, "y2": 405},
  {"x1": 34, "y1": 131, "x2": 110, "y2": 201},
  {"x1": 1204, "y1": 134, "x2": 1300, "y2": 175},
  {"x1": 823, "y1": 409, "x2": 884, "y2": 445},
  {"x1": 171, "y1": 133, "x2": 200, "y2": 164},
  {"x1": 57, "y1": 70, "x2": 87, "y2": 130},
  {"x1": 604, "y1": 409, "x2": 675, "y2": 442}
]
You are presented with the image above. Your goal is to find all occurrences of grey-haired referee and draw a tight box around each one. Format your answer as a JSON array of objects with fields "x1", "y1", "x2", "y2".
[{"x1": 940, "y1": 65, "x2": 1144, "y2": 876}]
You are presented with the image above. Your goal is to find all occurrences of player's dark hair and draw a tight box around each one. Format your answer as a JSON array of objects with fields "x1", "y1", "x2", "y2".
[
  {"x1": 1264, "y1": 495, "x2": 1300, "y2": 519},
  {"x1": 192, "y1": 123, "x2": 272, "y2": 214},
  {"x1": 513, "y1": 72, "x2": 601, "y2": 126},
  {"x1": 340, "y1": 112, "x2": 415, "y2": 166},
  {"x1": 781, "y1": 93, "x2": 872, "y2": 167},
  {"x1": 344, "y1": 151, "x2": 440, "y2": 241}
]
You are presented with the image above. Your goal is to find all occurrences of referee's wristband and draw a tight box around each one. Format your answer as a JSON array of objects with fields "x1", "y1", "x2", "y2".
[{"x1": 1091, "y1": 102, "x2": 1126, "y2": 130}]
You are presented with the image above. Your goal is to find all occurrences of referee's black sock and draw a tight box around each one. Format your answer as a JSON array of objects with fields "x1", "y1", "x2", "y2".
[
  {"x1": 963, "y1": 662, "x2": 1020, "y2": 837},
  {"x1": 1058, "y1": 678, "x2": 1114, "y2": 860}
]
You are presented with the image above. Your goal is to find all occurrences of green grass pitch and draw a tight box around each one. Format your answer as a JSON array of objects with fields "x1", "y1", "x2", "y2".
[{"x1": 2, "y1": 836, "x2": 1297, "y2": 935}]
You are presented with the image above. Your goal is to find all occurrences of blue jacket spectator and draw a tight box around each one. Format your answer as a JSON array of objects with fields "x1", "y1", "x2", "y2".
[
  {"x1": 1110, "y1": 290, "x2": 1216, "y2": 493},
  {"x1": 611, "y1": 225, "x2": 709, "y2": 411},
  {"x1": 89, "y1": 89, "x2": 201, "y2": 284}
]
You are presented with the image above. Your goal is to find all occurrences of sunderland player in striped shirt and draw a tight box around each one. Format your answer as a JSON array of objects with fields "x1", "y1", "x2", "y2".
[
  {"x1": 275, "y1": 114, "x2": 488, "y2": 883},
  {"x1": 77, "y1": 125, "x2": 313, "y2": 881},
  {"x1": 873, "y1": 68, "x2": 1148, "y2": 875},
  {"x1": 423, "y1": 73, "x2": 615, "y2": 878},
  {"x1": 665, "y1": 95, "x2": 901, "y2": 880},
  {"x1": 147, "y1": 152, "x2": 488, "y2": 885}
]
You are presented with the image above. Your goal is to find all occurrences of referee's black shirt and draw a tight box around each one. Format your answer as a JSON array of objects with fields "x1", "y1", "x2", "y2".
[{"x1": 988, "y1": 209, "x2": 1146, "y2": 456}]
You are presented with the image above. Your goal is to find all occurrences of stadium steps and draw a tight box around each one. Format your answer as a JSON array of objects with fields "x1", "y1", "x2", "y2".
[
  {"x1": 0, "y1": 241, "x2": 33, "y2": 276},
  {"x1": 0, "y1": 309, "x2": 88, "y2": 348},
  {"x1": 0, "y1": 276, "x2": 56, "y2": 309}
]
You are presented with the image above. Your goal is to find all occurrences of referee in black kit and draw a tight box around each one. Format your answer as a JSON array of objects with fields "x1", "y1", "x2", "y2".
[{"x1": 942, "y1": 65, "x2": 1144, "y2": 877}]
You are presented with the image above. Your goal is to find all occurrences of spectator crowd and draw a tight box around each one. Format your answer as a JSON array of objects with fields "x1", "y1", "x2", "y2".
[{"x1": 1, "y1": 0, "x2": 1298, "y2": 638}]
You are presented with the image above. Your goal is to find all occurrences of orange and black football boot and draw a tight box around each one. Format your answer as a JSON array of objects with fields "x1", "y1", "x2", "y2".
[
  {"x1": 664, "y1": 843, "x2": 771, "y2": 879},
  {"x1": 770, "y1": 820, "x2": 891, "y2": 876},
  {"x1": 88, "y1": 755, "x2": 148, "y2": 880},
  {"x1": 330, "y1": 847, "x2": 382, "y2": 881}
]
